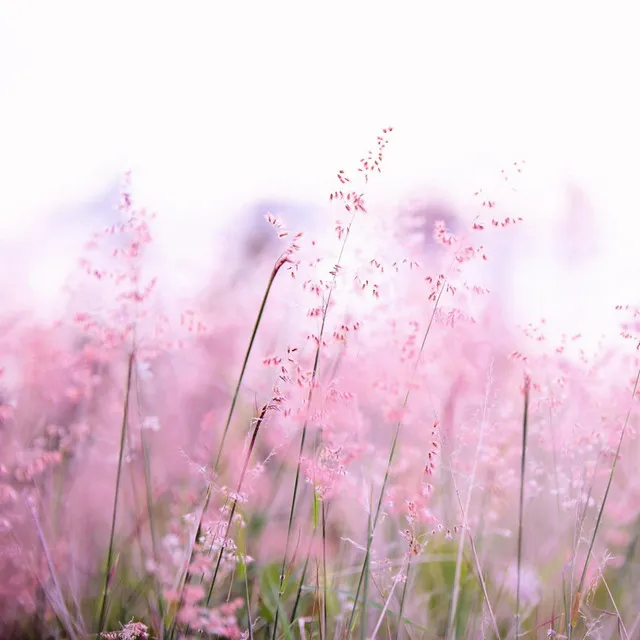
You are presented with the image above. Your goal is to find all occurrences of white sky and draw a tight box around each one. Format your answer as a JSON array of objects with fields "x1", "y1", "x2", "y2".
[{"x1": 1, "y1": 1, "x2": 639, "y2": 350}]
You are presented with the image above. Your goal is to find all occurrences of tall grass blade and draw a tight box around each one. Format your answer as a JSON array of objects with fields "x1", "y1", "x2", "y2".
[
  {"x1": 572, "y1": 367, "x2": 640, "y2": 628},
  {"x1": 96, "y1": 350, "x2": 134, "y2": 635},
  {"x1": 515, "y1": 375, "x2": 530, "y2": 639}
]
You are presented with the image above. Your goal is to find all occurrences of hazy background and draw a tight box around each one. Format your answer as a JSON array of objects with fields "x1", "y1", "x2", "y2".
[{"x1": 1, "y1": 2, "x2": 639, "y2": 351}]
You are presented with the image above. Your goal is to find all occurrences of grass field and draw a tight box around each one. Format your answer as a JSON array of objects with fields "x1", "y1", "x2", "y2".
[{"x1": 1, "y1": 130, "x2": 639, "y2": 640}]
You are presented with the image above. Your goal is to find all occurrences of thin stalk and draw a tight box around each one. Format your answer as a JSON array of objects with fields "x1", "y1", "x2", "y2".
[
  {"x1": 170, "y1": 256, "x2": 286, "y2": 639},
  {"x1": 299, "y1": 585, "x2": 431, "y2": 635},
  {"x1": 241, "y1": 554, "x2": 254, "y2": 640},
  {"x1": 96, "y1": 350, "x2": 135, "y2": 635},
  {"x1": 213, "y1": 257, "x2": 286, "y2": 473},
  {"x1": 601, "y1": 572, "x2": 629, "y2": 640},
  {"x1": 348, "y1": 279, "x2": 448, "y2": 636},
  {"x1": 290, "y1": 542, "x2": 314, "y2": 626},
  {"x1": 271, "y1": 417, "x2": 311, "y2": 639},
  {"x1": 360, "y1": 491, "x2": 373, "y2": 640},
  {"x1": 370, "y1": 557, "x2": 408, "y2": 640},
  {"x1": 568, "y1": 453, "x2": 603, "y2": 637},
  {"x1": 134, "y1": 362, "x2": 165, "y2": 630},
  {"x1": 139, "y1": 426, "x2": 165, "y2": 632},
  {"x1": 314, "y1": 561, "x2": 323, "y2": 639},
  {"x1": 119, "y1": 370, "x2": 161, "y2": 632},
  {"x1": 447, "y1": 362, "x2": 493, "y2": 639},
  {"x1": 205, "y1": 400, "x2": 271, "y2": 605},
  {"x1": 25, "y1": 492, "x2": 79, "y2": 640},
  {"x1": 322, "y1": 501, "x2": 328, "y2": 640},
  {"x1": 515, "y1": 376, "x2": 530, "y2": 639},
  {"x1": 572, "y1": 367, "x2": 640, "y2": 628},
  {"x1": 451, "y1": 469, "x2": 501, "y2": 639},
  {"x1": 396, "y1": 560, "x2": 411, "y2": 640},
  {"x1": 272, "y1": 205, "x2": 359, "y2": 640}
]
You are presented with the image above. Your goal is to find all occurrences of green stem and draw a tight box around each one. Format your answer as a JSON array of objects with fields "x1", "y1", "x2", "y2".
[{"x1": 96, "y1": 350, "x2": 134, "y2": 635}]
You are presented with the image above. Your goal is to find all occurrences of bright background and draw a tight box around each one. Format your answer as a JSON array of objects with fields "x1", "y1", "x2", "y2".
[{"x1": 1, "y1": 2, "x2": 639, "y2": 350}]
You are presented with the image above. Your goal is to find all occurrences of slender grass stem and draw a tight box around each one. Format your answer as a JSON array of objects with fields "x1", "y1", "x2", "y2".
[
  {"x1": 272, "y1": 203, "x2": 359, "y2": 639},
  {"x1": 171, "y1": 256, "x2": 287, "y2": 638},
  {"x1": 572, "y1": 367, "x2": 640, "y2": 629},
  {"x1": 96, "y1": 350, "x2": 135, "y2": 636},
  {"x1": 515, "y1": 375, "x2": 530, "y2": 639},
  {"x1": 348, "y1": 277, "x2": 448, "y2": 637},
  {"x1": 205, "y1": 400, "x2": 271, "y2": 605},
  {"x1": 447, "y1": 362, "x2": 494, "y2": 640}
]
